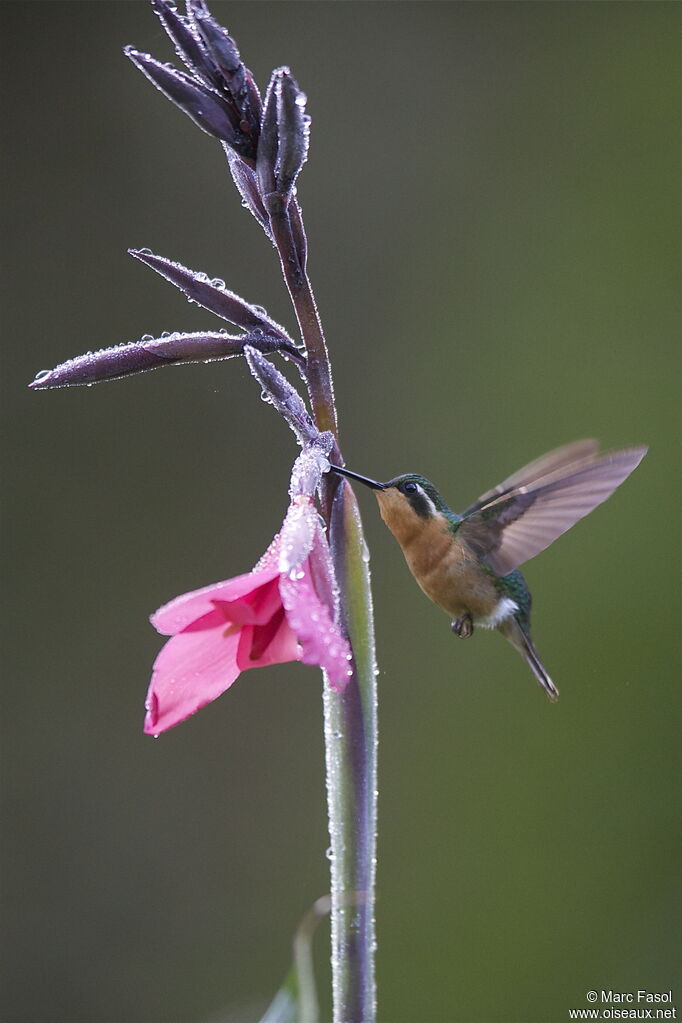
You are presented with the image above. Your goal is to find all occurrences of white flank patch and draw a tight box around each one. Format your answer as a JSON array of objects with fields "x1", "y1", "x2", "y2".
[{"x1": 476, "y1": 596, "x2": 518, "y2": 629}]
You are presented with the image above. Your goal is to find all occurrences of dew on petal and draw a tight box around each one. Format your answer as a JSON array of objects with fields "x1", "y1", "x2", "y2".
[
  {"x1": 278, "y1": 499, "x2": 316, "y2": 573},
  {"x1": 288, "y1": 440, "x2": 333, "y2": 498}
]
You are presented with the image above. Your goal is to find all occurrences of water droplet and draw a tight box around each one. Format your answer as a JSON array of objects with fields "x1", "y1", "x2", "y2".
[
  {"x1": 33, "y1": 370, "x2": 50, "y2": 382},
  {"x1": 325, "y1": 846, "x2": 334, "y2": 860},
  {"x1": 161, "y1": 331, "x2": 170, "y2": 338},
  {"x1": 138, "y1": 247, "x2": 152, "y2": 255},
  {"x1": 211, "y1": 278, "x2": 225, "y2": 289},
  {"x1": 141, "y1": 334, "x2": 154, "y2": 342}
]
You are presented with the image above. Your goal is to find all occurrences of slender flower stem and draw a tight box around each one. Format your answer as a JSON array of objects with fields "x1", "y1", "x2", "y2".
[
  {"x1": 267, "y1": 200, "x2": 338, "y2": 436},
  {"x1": 326, "y1": 484, "x2": 377, "y2": 1022},
  {"x1": 268, "y1": 195, "x2": 377, "y2": 1022}
]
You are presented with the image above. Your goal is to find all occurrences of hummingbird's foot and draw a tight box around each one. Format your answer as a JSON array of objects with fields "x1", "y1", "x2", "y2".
[{"x1": 451, "y1": 614, "x2": 474, "y2": 638}]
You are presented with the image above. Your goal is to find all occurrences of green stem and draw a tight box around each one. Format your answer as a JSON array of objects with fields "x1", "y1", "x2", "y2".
[
  {"x1": 327, "y1": 484, "x2": 378, "y2": 1022},
  {"x1": 269, "y1": 198, "x2": 377, "y2": 1022}
]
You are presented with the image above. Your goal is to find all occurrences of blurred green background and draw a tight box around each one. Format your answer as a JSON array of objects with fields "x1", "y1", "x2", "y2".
[{"x1": 2, "y1": 3, "x2": 680, "y2": 1021}]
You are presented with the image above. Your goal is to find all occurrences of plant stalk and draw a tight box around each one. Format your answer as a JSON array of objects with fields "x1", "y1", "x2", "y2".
[
  {"x1": 270, "y1": 199, "x2": 377, "y2": 1022},
  {"x1": 267, "y1": 202, "x2": 338, "y2": 437},
  {"x1": 326, "y1": 484, "x2": 377, "y2": 1022}
]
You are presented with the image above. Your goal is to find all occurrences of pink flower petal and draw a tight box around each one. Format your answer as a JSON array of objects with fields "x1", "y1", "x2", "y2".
[
  {"x1": 307, "y1": 517, "x2": 336, "y2": 612},
  {"x1": 213, "y1": 576, "x2": 282, "y2": 627},
  {"x1": 278, "y1": 497, "x2": 317, "y2": 573},
  {"x1": 151, "y1": 560, "x2": 280, "y2": 635},
  {"x1": 279, "y1": 563, "x2": 352, "y2": 691},
  {"x1": 144, "y1": 616, "x2": 241, "y2": 735},
  {"x1": 236, "y1": 606, "x2": 301, "y2": 670}
]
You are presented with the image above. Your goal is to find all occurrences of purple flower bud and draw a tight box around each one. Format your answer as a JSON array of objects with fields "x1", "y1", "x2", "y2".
[
  {"x1": 29, "y1": 330, "x2": 299, "y2": 390},
  {"x1": 276, "y1": 71, "x2": 309, "y2": 198},
  {"x1": 224, "y1": 146, "x2": 269, "y2": 231},
  {"x1": 245, "y1": 346, "x2": 318, "y2": 445},
  {"x1": 187, "y1": 0, "x2": 261, "y2": 157},
  {"x1": 192, "y1": 9, "x2": 241, "y2": 80},
  {"x1": 257, "y1": 68, "x2": 310, "y2": 205},
  {"x1": 128, "y1": 249, "x2": 293, "y2": 343},
  {"x1": 257, "y1": 71, "x2": 279, "y2": 199},
  {"x1": 150, "y1": 0, "x2": 221, "y2": 92},
  {"x1": 125, "y1": 47, "x2": 237, "y2": 144}
]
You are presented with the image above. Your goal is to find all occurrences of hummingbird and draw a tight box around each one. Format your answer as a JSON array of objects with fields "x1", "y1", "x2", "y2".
[{"x1": 329, "y1": 440, "x2": 647, "y2": 700}]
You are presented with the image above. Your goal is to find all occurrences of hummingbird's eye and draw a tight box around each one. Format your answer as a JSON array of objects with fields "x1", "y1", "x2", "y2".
[{"x1": 402, "y1": 481, "x2": 418, "y2": 494}]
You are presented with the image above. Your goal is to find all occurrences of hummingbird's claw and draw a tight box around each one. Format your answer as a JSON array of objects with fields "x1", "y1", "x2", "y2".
[{"x1": 451, "y1": 614, "x2": 474, "y2": 638}]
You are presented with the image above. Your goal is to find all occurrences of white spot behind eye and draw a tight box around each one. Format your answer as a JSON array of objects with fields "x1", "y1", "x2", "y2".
[{"x1": 409, "y1": 484, "x2": 437, "y2": 516}]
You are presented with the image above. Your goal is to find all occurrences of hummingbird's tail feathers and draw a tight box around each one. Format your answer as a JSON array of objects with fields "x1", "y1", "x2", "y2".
[
  {"x1": 461, "y1": 445, "x2": 647, "y2": 576},
  {"x1": 499, "y1": 618, "x2": 559, "y2": 701}
]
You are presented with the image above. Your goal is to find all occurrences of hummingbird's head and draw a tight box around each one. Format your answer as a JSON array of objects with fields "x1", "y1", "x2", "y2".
[{"x1": 328, "y1": 466, "x2": 451, "y2": 542}]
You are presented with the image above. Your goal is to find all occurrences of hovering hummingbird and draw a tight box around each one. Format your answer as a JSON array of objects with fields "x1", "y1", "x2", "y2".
[{"x1": 329, "y1": 440, "x2": 647, "y2": 700}]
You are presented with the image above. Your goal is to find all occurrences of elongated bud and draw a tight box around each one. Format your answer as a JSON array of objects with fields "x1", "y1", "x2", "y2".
[
  {"x1": 125, "y1": 47, "x2": 237, "y2": 144},
  {"x1": 257, "y1": 68, "x2": 310, "y2": 205},
  {"x1": 191, "y1": 9, "x2": 241, "y2": 82},
  {"x1": 187, "y1": 0, "x2": 261, "y2": 154},
  {"x1": 128, "y1": 249, "x2": 294, "y2": 343},
  {"x1": 150, "y1": 0, "x2": 222, "y2": 91},
  {"x1": 276, "y1": 71, "x2": 309, "y2": 198},
  {"x1": 245, "y1": 346, "x2": 322, "y2": 446},
  {"x1": 257, "y1": 72, "x2": 279, "y2": 198},
  {"x1": 29, "y1": 330, "x2": 300, "y2": 390},
  {"x1": 224, "y1": 147, "x2": 269, "y2": 231}
]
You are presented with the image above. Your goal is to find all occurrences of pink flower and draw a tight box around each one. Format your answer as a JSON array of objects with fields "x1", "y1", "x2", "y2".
[{"x1": 144, "y1": 495, "x2": 352, "y2": 735}]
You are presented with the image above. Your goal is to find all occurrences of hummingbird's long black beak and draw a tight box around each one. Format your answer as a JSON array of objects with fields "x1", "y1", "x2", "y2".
[{"x1": 328, "y1": 464, "x2": 386, "y2": 490}]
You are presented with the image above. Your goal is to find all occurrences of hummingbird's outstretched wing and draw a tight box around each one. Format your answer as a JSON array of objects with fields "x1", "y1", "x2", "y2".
[
  {"x1": 462, "y1": 439, "x2": 599, "y2": 517},
  {"x1": 459, "y1": 446, "x2": 647, "y2": 576}
]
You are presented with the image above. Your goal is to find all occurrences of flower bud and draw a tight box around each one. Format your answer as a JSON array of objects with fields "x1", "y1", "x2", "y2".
[
  {"x1": 125, "y1": 47, "x2": 237, "y2": 144},
  {"x1": 257, "y1": 68, "x2": 310, "y2": 204}
]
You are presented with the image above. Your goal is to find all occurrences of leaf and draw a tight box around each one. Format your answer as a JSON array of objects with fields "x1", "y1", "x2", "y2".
[{"x1": 259, "y1": 896, "x2": 332, "y2": 1023}]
